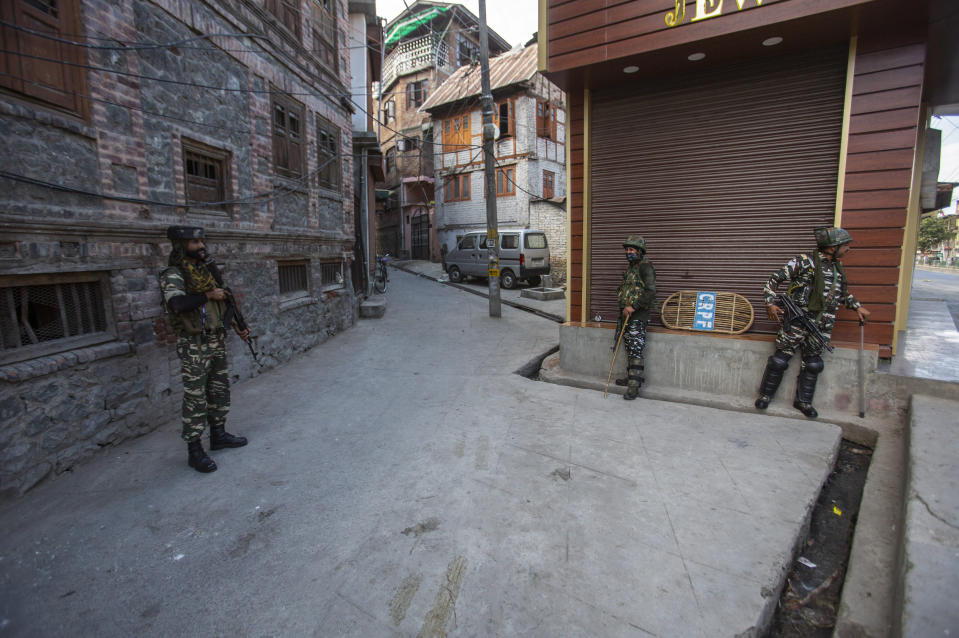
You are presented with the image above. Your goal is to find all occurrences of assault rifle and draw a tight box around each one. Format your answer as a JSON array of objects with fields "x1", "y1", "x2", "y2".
[
  {"x1": 206, "y1": 259, "x2": 260, "y2": 361},
  {"x1": 777, "y1": 293, "x2": 834, "y2": 353}
]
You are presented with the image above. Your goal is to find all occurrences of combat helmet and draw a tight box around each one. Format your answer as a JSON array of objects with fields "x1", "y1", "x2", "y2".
[
  {"x1": 814, "y1": 227, "x2": 852, "y2": 249},
  {"x1": 623, "y1": 235, "x2": 646, "y2": 253}
]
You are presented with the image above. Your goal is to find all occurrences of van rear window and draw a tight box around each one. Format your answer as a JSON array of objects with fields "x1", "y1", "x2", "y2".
[
  {"x1": 501, "y1": 235, "x2": 519, "y2": 249},
  {"x1": 525, "y1": 234, "x2": 547, "y2": 249}
]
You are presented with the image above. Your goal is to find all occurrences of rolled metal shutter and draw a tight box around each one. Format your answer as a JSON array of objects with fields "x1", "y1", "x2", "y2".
[{"x1": 590, "y1": 46, "x2": 846, "y2": 334}]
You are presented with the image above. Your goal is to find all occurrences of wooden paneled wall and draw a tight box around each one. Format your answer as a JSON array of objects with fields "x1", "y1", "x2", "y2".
[
  {"x1": 568, "y1": 90, "x2": 586, "y2": 321},
  {"x1": 837, "y1": 37, "x2": 925, "y2": 354}
]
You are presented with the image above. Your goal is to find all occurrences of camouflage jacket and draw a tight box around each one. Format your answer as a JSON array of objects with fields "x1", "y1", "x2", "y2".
[
  {"x1": 617, "y1": 258, "x2": 657, "y2": 320},
  {"x1": 158, "y1": 266, "x2": 226, "y2": 337},
  {"x1": 763, "y1": 252, "x2": 860, "y2": 314}
]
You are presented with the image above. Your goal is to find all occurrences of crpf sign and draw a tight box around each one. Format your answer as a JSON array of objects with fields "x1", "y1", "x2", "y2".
[{"x1": 694, "y1": 292, "x2": 717, "y2": 331}]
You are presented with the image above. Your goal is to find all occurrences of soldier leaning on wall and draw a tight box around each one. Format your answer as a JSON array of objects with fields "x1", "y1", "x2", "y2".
[
  {"x1": 159, "y1": 226, "x2": 249, "y2": 473},
  {"x1": 755, "y1": 226, "x2": 871, "y2": 418}
]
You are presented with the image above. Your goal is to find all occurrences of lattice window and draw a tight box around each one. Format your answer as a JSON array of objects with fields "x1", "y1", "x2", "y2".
[
  {"x1": 1, "y1": 273, "x2": 111, "y2": 363},
  {"x1": 278, "y1": 260, "x2": 309, "y2": 294},
  {"x1": 320, "y1": 261, "x2": 344, "y2": 290}
]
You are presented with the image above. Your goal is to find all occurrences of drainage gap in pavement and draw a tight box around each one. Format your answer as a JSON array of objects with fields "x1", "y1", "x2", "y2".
[
  {"x1": 766, "y1": 439, "x2": 873, "y2": 637},
  {"x1": 514, "y1": 345, "x2": 560, "y2": 380}
]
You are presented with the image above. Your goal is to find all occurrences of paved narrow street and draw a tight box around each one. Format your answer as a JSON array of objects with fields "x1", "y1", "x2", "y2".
[{"x1": 0, "y1": 270, "x2": 839, "y2": 637}]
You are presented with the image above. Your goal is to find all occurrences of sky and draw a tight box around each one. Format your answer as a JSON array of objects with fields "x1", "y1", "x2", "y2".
[
  {"x1": 931, "y1": 116, "x2": 959, "y2": 184},
  {"x1": 371, "y1": 2, "x2": 959, "y2": 184},
  {"x1": 375, "y1": 0, "x2": 539, "y2": 50}
]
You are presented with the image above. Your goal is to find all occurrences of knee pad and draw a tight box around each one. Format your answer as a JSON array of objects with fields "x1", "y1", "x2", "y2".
[
  {"x1": 802, "y1": 356, "x2": 824, "y2": 374},
  {"x1": 768, "y1": 350, "x2": 791, "y2": 371}
]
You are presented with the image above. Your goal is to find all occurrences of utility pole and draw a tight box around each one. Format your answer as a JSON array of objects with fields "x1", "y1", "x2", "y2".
[{"x1": 478, "y1": 0, "x2": 500, "y2": 317}]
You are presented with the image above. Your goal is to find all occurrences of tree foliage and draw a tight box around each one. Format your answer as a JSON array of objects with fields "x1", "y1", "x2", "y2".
[{"x1": 917, "y1": 216, "x2": 951, "y2": 253}]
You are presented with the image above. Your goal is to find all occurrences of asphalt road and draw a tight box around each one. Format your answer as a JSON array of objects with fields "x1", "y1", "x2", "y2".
[{"x1": 911, "y1": 266, "x2": 959, "y2": 329}]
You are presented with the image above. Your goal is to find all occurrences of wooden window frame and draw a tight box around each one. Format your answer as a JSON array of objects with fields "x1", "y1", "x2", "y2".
[
  {"x1": 445, "y1": 173, "x2": 470, "y2": 202},
  {"x1": 315, "y1": 114, "x2": 340, "y2": 191},
  {"x1": 495, "y1": 166, "x2": 515, "y2": 197},
  {"x1": 457, "y1": 33, "x2": 478, "y2": 66},
  {"x1": 0, "y1": 0, "x2": 88, "y2": 117},
  {"x1": 496, "y1": 99, "x2": 514, "y2": 138},
  {"x1": 385, "y1": 146, "x2": 396, "y2": 173},
  {"x1": 443, "y1": 113, "x2": 470, "y2": 151},
  {"x1": 271, "y1": 91, "x2": 305, "y2": 179},
  {"x1": 182, "y1": 138, "x2": 231, "y2": 212},
  {"x1": 542, "y1": 169, "x2": 555, "y2": 199},
  {"x1": 407, "y1": 80, "x2": 428, "y2": 108},
  {"x1": 311, "y1": 0, "x2": 337, "y2": 72},
  {"x1": 0, "y1": 271, "x2": 115, "y2": 365},
  {"x1": 536, "y1": 100, "x2": 558, "y2": 140},
  {"x1": 265, "y1": 0, "x2": 302, "y2": 41},
  {"x1": 277, "y1": 259, "x2": 310, "y2": 296}
]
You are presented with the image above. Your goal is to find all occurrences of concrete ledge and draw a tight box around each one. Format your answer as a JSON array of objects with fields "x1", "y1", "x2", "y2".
[
  {"x1": 520, "y1": 287, "x2": 565, "y2": 301},
  {"x1": 556, "y1": 323, "x2": 895, "y2": 441},
  {"x1": 359, "y1": 297, "x2": 386, "y2": 318},
  {"x1": 897, "y1": 395, "x2": 959, "y2": 637}
]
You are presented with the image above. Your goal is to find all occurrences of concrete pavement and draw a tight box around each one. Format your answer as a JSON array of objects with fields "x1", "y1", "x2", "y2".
[{"x1": 0, "y1": 269, "x2": 840, "y2": 637}]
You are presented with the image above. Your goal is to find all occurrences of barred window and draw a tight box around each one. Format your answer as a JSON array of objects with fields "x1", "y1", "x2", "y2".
[
  {"x1": 1, "y1": 273, "x2": 112, "y2": 364},
  {"x1": 320, "y1": 261, "x2": 344, "y2": 290},
  {"x1": 278, "y1": 260, "x2": 309, "y2": 294}
]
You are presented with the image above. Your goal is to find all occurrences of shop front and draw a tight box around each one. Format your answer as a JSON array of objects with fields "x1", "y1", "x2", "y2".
[{"x1": 538, "y1": 0, "x2": 958, "y2": 417}]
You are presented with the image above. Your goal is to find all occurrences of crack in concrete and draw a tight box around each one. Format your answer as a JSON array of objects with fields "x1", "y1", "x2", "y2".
[{"x1": 915, "y1": 493, "x2": 959, "y2": 530}]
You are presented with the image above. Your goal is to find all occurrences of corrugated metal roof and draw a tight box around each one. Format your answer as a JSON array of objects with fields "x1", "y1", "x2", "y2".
[{"x1": 420, "y1": 44, "x2": 538, "y2": 112}]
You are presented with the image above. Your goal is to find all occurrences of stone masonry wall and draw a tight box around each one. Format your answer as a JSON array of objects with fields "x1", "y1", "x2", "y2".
[{"x1": 0, "y1": 0, "x2": 358, "y2": 499}]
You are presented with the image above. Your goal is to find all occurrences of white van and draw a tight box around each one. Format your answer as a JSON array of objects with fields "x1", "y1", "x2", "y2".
[{"x1": 445, "y1": 229, "x2": 550, "y2": 289}]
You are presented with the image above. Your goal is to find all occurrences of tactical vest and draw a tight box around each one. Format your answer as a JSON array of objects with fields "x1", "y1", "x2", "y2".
[{"x1": 159, "y1": 266, "x2": 226, "y2": 337}]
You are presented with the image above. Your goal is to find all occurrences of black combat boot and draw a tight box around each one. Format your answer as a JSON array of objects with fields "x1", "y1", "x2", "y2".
[
  {"x1": 793, "y1": 355, "x2": 824, "y2": 418},
  {"x1": 210, "y1": 425, "x2": 248, "y2": 450},
  {"x1": 623, "y1": 357, "x2": 644, "y2": 400},
  {"x1": 187, "y1": 439, "x2": 217, "y2": 473},
  {"x1": 755, "y1": 350, "x2": 791, "y2": 410}
]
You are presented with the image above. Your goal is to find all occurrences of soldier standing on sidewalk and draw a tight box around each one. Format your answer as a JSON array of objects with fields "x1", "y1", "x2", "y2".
[
  {"x1": 755, "y1": 226, "x2": 871, "y2": 418},
  {"x1": 159, "y1": 226, "x2": 249, "y2": 473},
  {"x1": 615, "y1": 235, "x2": 657, "y2": 400}
]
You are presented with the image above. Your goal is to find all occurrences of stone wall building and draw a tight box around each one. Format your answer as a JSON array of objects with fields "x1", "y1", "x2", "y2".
[
  {"x1": 421, "y1": 44, "x2": 568, "y2": 282},
  {"x1": 0, "y1": 0, "x2": 359, "y2": 497}
]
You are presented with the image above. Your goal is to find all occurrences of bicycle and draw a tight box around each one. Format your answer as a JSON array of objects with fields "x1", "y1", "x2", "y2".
[{"x1": 371, "y1": 253, "x2": 390, "y2": 294}]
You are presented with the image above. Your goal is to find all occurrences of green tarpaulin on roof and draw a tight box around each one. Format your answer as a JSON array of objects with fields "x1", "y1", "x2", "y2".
[{"x1": 385, "y1": 6, "x2": 451, "y2": 47}]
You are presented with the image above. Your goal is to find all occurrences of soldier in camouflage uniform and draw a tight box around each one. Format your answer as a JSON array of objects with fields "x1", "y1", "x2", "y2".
[
  {"x1": 614, "y1": 235, "x2": 657, "y2": 400},
  {"x1": 159, "y1": 226, "x2": 249, "y2": 473},
  {"x1": 755, "y1": 227, "x2": 870, "y2": 418}
]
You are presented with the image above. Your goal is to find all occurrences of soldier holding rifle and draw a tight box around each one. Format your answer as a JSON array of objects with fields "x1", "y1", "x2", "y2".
[
  {"x1": 159, "y1": 226, "x2": 251, "y2": 473},
  {"x1": 755, "y1": 227, "x2": 870, "y2": 418}
]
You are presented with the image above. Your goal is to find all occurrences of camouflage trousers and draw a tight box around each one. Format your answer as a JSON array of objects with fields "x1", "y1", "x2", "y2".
[
  {"x1": 775, "y1": 310, "x2": 836, "y2": 357},
  {"x1": 176, "y1": 331, "x2": 230, "y2": 442},
  {"x1": 617, "y1": 317, "x2": 649, "y2": 360}
]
